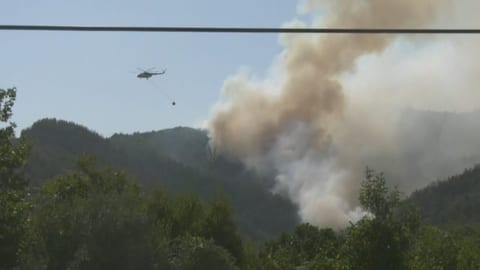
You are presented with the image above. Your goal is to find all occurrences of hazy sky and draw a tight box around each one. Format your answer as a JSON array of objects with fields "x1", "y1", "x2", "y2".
[{"x1": 0, "y1": 1, "x2": 301, "y2": 136}]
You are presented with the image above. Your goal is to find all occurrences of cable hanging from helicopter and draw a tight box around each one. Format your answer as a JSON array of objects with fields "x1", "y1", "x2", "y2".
[{"x1": 136, "y1": 67, "x2": 176, "y2": 106}]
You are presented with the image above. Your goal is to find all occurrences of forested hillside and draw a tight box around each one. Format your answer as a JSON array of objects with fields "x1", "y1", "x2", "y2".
[
  {"x1": 20, "y1": 116, "x2": 480, "y2": 243},
  {"x1": 3, "y1": 87, "x2": 480, "y2": 269},
  {"x1": 408, "y1": 164, "x2": 480, "y2": 227},
  {"x1": 20, "y1": 118, "x2": 298, "y2": 242}
]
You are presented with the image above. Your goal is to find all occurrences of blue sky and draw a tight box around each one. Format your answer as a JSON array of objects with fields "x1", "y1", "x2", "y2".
[{"x1": 0, "y1": 0, "x2": 300, "y2": 136}]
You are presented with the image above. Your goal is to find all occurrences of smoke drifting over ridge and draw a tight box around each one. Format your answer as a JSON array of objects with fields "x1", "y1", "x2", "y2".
[{"x1": 208, "y1": 0, "x2": 480, "y2": 227}]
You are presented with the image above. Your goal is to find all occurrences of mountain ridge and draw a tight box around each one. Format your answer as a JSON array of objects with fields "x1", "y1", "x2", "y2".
[
  {"x1": 19, "y1": 114, "x2": 480, "y2": 239},
  {"x1": 20, "y1": 118, "x2": 299, "y2": 243}
]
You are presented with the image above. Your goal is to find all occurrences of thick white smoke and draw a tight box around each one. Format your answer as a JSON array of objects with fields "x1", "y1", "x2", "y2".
[{"x1": 208, "y1": 0, "x2": 480, "y2": 228}]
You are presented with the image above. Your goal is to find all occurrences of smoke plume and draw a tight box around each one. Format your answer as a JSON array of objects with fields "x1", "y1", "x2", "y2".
[{"x1": 208, "y1": 0, "x2": 480, "y2": 228}]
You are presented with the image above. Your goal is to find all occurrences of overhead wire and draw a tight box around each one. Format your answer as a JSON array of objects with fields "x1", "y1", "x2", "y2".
[
  {"x1": 1, "y1": 25, "x2": 480, "y2": 34},
  {"x1": 6, "y1": 24, "x2": 479, "y2": 108}
]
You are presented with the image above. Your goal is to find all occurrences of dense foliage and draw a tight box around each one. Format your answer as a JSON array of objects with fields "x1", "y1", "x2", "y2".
[
  {"x1": 409, "y1": 165, "x2": 480, "y2": 227},
  {"x1": 21, "y1": 118, "x2": 298, "y2": 243},
  {"x1": 3, "y1": 87, "x2": 480, "y2": 269},
  {"x1": 0, "y1": 87, "x2": 31, "y2": 269},
  {"x1": 19, "y1": 156, "x2": 245, "y2": 270},
  {"x1": 257, "y1": 169, "x2": 480, "y2": 269}
]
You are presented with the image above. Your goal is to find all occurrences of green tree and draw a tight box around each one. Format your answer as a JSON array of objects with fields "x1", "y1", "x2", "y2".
[
  {"x1": 241, "y1": 241, "x2": 263, "y2": 270},
  {"x1": 29, "y1": 156, "x2": 160, "y2": 270},
  {"x1": 408, "y1": 225, "x2": 458, "y2": 270},
  {"x1": 456, "y1": 230, "x2": 480, "y2": 270},
  {"x1": 168, "y1": 236, "x2": 238, "y2": 270},
  {"x1": 338, "y1": 168, "x2": 420, "y2": 270},
  {"x1": 259, "y1": 224, "x2": 339, "y2": 269},
  {"x1": 201, "y1": 196, "x2": 245, "y2": 267},
  {"x1": 408, "y1": 225, "x2": 480, "y2": 270},
  {"x1": 358, "y1": 168, "x2": 402, "y2": 221},
  {"x1": 0, "y1": 87, "x2": 31, "y2": 269},
  {"x1": 146, "y1": 190, "x2": 207, "y2": 246}
]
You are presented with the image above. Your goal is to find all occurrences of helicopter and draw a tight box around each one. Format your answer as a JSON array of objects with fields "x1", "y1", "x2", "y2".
[
  {"x1": 136, "y1": 68, "x2": 166, "y2": 79},
  {"x1": 135, "y1": 67, "x2": 175, "y2": 106}
]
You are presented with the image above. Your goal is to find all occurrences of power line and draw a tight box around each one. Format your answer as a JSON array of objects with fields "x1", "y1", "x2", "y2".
[{"x1": 1, "y1": 25, "x2": 480, "y2": 34}]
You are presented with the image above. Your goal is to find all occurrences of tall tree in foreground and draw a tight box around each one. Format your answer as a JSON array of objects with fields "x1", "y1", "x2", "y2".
[
  {"x1": 338, "y1": 168, "x2": 420, "y2": 270},
  {"x1": 0, "y1": 87, "x2": 31, "y2": 269},
  {"x1": 201, "y1": 196, "x2": 245, "y2": 266},
  {"x1": 29, "y1": 156, "x2": 158, "y2": 270}
]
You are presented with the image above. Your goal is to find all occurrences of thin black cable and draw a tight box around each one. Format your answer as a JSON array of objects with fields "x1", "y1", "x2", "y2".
[
  {"x1": 1, "y1": 25, "x2": 480, "y2": 34},
  {"x1": 146, "y1": 79, "x2": 175, "y2": 104}
]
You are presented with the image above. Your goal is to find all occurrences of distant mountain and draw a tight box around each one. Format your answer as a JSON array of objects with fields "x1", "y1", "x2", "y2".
[
  {"x1": 22, "y1": 112, "x2": 480, "y2": 240},
  {"x1": 408, "y1": 164, "x2": 480, "y2": 227},
  {"x1": 110, "y1": 127, "x2": 212, "y2": 169},
  {"x1": 21, "y1": 118, "x2": 299, "y2": 242},
  {"x1": 21, "y1": 119, "x2": 113, "y2": 185}
]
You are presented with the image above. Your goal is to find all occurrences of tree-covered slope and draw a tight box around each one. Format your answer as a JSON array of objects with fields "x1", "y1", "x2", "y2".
[
  {"x1": 110, "y1": 127, "x2": 211, "y2": 169},
  {"x1": 408, "y1": 164, "x2": 480, "y2": 227},
  {"x1": 20, "y1": 118, "x2": 299, "y2": 242},
  {"x1": 21, "y1": 119, "x2": 113, "y2": 186}
]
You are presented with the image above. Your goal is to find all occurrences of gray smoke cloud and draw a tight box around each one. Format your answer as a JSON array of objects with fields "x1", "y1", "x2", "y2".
[{"x1": 207, "y1": 0, "x2": 480, "y2": 228}]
